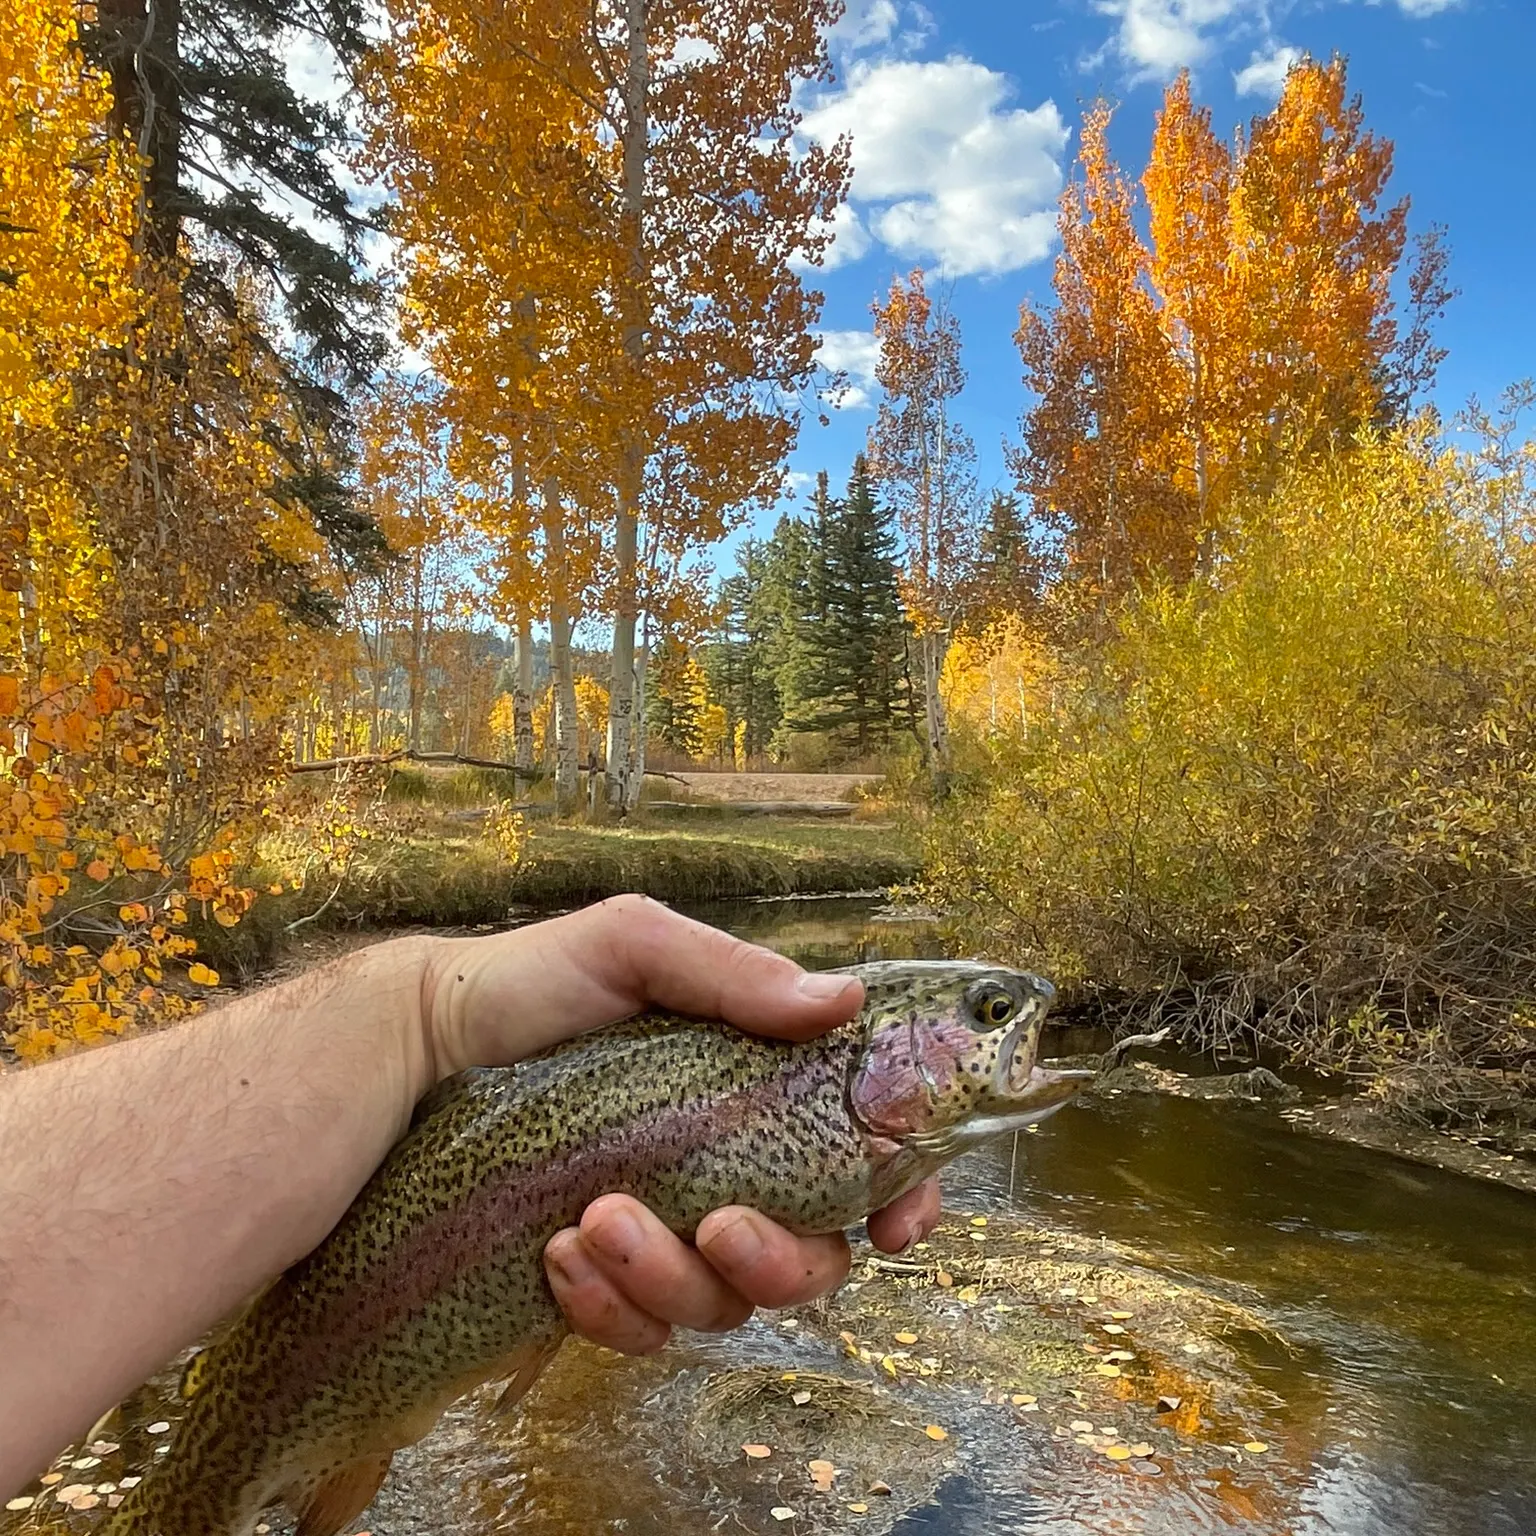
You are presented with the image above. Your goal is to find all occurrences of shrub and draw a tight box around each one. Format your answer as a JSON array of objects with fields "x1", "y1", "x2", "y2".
[{"x1": 927, "y1": 425, "x2": 1536, "y2": 1098}]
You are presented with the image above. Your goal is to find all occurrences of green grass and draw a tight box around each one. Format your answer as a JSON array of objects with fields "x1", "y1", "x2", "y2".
[{"x1": 194, "y1": 815, "x2": 920, "y2": 981}]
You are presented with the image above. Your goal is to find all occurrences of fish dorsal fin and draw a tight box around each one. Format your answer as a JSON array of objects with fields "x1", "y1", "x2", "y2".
[{"x1": 290, "y1": 1452, "x2": 392, "y2": 1536}]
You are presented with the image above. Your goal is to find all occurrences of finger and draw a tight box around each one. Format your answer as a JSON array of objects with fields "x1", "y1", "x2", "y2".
[
  {"x1": 557, "y1": 896, "x2": 865, "y2": 1039},
  {"x1": 867, "y1": 1178, "x2": 942, "y2": 1254},
  {"x1": 428, "y1": 895, "x2": 865, "y2": 1074},
  {"x1": 695, "y1": 1207, "x2": 852, "y2": 1310},
  {"x1": 578, "y1": 1195, "x2": 754, "y2": 1333},
  {"x1": 544, "y1": 1228, "x2": 671, "y2": 1356}
]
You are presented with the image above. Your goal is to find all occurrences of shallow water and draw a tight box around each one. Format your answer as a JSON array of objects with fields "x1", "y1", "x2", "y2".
[
  {"x1": 659, "y1": 898, "x2": 1536, "y2": 1533},
  {"x1": 10, "y1": 895, "x2": 1535, "y2": 1536}
]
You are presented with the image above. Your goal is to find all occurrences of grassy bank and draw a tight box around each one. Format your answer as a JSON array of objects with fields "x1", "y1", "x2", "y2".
[{"x1": 196, "y1": 814, "x2": 919, "y2": 981}]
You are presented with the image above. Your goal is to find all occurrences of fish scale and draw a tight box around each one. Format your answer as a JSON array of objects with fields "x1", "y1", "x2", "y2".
[{"x1": 102, "y1": 959, "x2": 1081, "y2": 1536}]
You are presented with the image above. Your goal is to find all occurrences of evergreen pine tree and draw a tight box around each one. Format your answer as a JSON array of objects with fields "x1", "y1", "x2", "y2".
[
  {"x1": 813, "y1": 454, "x2": 911, "y2": 755},
  {"x1": 704, "y1": 538, "x2": 782, "y2": 763},
  {"x1": 88, "y1": 0, "x2": 387, "y2": 582},
  {"x1": 645, "y1": 637, "x2": 707, "y2": 760},
  {"x1": 762, "y1": 501, "x2": 828, "y2": 749},
  {"x1": 91, "y1": 0, "x2": 380, "y2": 376},
  {"x1": 967, "y1": 490, "x2": 1043, "y2": 627}
]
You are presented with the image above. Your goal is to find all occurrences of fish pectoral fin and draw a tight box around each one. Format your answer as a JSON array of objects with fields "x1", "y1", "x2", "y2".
[
  {"x1": 289, "y1": 1452, "x2": 393, "y2": 1536},
  {"x1": 485, "y1": 1334, "x2": 565, "y2": 1422}
]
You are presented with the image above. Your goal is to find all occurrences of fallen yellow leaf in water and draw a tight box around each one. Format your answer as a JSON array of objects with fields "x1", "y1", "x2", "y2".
[
  {"x1": 1110, "y1": 1310, "x2": 1134, "y2": 1320},
  {"x1": 924, "y1": 1425, "x2": 949, "y2": 1442},
  {"x1": 936, "y1": 1271, "x2": 954, "y2": 1288},
  {"x1": 5, "y1": 1498, "x2": 35, "y2": 1512},
  {"x1": 1102, "y1": 1324, "x2": 1127, "y2": 1335},
  {"x1": 39, "y1": 1474, "x2": 63, "y2": 1486},
  {"x1": 1105, "y1": 1446, "x2": 1134, "y2": 1461},
  {"x1": 791, "y1": 1390, "x2": 811, "y2": 1406},
  {"x1": 808, "y1": 1459, "x2": 836, "y2": 1491},
  {"x1": 894, "y1": 1331, "x2": 919, "y2": 1345},
  {"x1": 1128, "y1": 1444, "x2": 1154, "y2": 1458},
  {"x1": 1095, "y1": 1364, "x2": 1122, "y2": 1377},
  {"x1": 742, "y1": 1444, "x2": 772, "y2": 1459},
  {"x1": 970, "y1": 1215, "x2": 988, "y2": 1226},
  {"x1": 1011, "y1": 1394, "x2": 1036, "y2": 1406},
  {"x1": 1070, "y1": 1420, "x2": 1094, "y2": 1433},
  {"x1": 1244, "y1": 1441, "x2": 1269, "y2": 1454},
  {"x1": 848, "y1": 1503, "x2": 869, "y2": 1514},
  {"x1": 770, "y1": 1508, "x2": 795, "y2": 1522}
]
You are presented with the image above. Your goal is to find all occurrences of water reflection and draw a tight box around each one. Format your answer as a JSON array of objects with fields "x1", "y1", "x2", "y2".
[
  {"x1": 727, "y1": 897, "x2": 1536, "y2": 1534},
  {"x1": 12, "y1": 896, "x2": 1530, "y2": 1536}
]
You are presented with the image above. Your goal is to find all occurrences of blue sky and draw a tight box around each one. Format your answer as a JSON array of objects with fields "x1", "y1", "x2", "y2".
[{"x1": 778, "y1": 0, "x2": 1536, "y2": 543}]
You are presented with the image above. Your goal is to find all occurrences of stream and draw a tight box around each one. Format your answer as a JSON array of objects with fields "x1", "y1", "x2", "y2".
[
  {"x1": 8, "y1": 895, "x2": 1534, "y2": 1535},
  {"x1": 368, "y1": 897, "x2": 1536, "y2": 1534}
]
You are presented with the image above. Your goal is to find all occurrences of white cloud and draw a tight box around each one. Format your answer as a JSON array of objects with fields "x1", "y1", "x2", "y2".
[
  {"x1": 1234, "y1": 42, "x2": 1302, "y2": 98},
  {"x1": 815, "y1": 328, "x2": 882, "y2": 410},
  {"x1": 830, "y1": 0, "x2": 900, "y2": 50},
  {"x1": 793, "y1": 201, "x2": 872, "y2": 274},
  {"x1": 1093, "y1": 0, "x2": 1464, "y2": 83},
  {"x1": 800, "y1": 58, "x2": 1067, "y2": 277},
  {"x1": 827, "y1": 1, "x2": 934, "y2": 59},
  {"x1": 1094, "y1": 0, "x2": 1254, "y2": 77}
]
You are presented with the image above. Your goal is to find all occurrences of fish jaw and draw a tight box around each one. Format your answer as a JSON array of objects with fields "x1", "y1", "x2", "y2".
[{"x1": 955, "y1": 1062, "x2": 1096, "y2": 1148}]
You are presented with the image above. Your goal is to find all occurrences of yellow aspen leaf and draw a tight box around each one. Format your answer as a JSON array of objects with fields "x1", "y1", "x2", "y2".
[{"x1": 187, "y1": 963, "x2": 220, "y2": 987}]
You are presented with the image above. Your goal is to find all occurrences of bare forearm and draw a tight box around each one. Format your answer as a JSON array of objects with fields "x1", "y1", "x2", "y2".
[{"x1": 0, "y1": 937, "x2": 431, "y2": 1492}]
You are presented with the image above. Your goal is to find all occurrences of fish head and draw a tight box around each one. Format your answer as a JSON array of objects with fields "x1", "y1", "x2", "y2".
[{"x1": 844, "y1": 960, "x2": 1091, "y2": 1159}]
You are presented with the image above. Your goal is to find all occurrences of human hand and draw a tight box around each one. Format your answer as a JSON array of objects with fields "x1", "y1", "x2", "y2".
[{"x1": 420, "y1": 894, "x2": 942, "y2": 1354}]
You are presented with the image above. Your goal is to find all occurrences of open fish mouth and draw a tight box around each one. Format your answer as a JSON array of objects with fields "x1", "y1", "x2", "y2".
[{"x1": 995, "y1": 1001, "x2": 1096, "y2": 1114}]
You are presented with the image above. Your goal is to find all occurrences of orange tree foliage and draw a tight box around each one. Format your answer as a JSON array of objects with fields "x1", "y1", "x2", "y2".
[
  {"x1": 1017, "y1": 58, "x2": 1425, "y2": 592},
  {"x1": 360, "y1": 0, "x2": 848, "y2": 809},
  {"x1": 2, "y1": 4, "x2": 347, "y2": 1060}
]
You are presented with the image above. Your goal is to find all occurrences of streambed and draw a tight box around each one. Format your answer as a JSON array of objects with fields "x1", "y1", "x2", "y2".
[{"x1": 7, "y1": 895, "x2": 1534, "y2": 1535}]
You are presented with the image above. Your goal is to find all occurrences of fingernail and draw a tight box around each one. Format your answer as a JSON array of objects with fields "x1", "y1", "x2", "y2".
[
  {"x1": 796, "y1": 971, "x2": 857, "y2": 1002},
  {"x1": 586, "y1": 1206, "x2": 644, "y2": 1266},
  {"x1": 545, "y1": 1236, "x2": 595, "y2": 1289},
  {"x1": 702, "y1": 1211, "x2": 764, "y2": 1270}
]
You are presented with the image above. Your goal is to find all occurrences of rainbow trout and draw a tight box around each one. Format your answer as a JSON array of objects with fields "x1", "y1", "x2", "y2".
[{"x1": 104, "y1": 960, "x2": 1085, "y2": 1536}]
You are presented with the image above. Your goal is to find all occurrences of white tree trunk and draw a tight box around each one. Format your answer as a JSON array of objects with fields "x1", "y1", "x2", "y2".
[
  {"x1": 605, "y1": 0, "x2": 649, "y2": 814},
  {"x1": 542, "y1": 478, "x2": 580, "y2": 816},
  {"x1": 922, "y1": 629, "x2": 949, "y2": 776},
  {"x1": 623, "y1": 626, "x2": 650, "y2": 813},
  {"x1": 513, "y1": 616, "x2": 535, "y2": 774}
]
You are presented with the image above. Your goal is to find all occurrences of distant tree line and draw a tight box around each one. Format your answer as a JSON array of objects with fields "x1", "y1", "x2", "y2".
[{"x1": 644, "y1": 455, "x2": 1038, "y2": 768}]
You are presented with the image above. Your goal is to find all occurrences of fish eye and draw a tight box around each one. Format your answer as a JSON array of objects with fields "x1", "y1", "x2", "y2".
[{"x1": 975, "y1": 991, "x2": 1016, "y2": 1029}]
